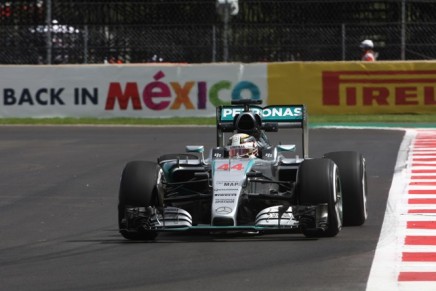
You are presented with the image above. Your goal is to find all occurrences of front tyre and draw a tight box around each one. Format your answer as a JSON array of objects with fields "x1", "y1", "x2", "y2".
[
  {"x1": 324, "y1": 151, "x2": 367, "y2": 226},
  {"x1": 297, "y1": 158, "x2": 342, "y2": 237},
  {"x1": 118, "y1": 161, "x2": 159, "y2": 240}
]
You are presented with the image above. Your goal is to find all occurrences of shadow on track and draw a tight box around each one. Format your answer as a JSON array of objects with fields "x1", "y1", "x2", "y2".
[{"x1": 68, "y1": 229, "x2": 319, "y2": 244}]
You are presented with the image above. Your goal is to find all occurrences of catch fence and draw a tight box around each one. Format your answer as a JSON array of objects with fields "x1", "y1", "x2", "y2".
[{"x1": 1, "y1": 0, "x2": 435, "y2": 64}]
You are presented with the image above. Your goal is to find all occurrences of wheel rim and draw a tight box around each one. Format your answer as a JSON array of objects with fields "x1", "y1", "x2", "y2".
[
  {"x1": 334, "y1": 166, "x2": 343, "y2": 228},
  {"x1": 362, "y1": 158, "x2": 368, "y2": 220}
]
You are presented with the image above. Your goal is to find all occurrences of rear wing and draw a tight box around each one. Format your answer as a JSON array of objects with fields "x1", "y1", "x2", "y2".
[
  {"x1": 216, "y1": 104, "x2": 309, "y2": 158},
  {"x1": 218, "y1": 104, "x2": 305, "y2": 124}
]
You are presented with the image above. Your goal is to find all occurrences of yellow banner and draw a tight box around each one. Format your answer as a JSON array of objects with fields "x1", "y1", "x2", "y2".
[{"x1": 267, "y1": 61, "x2": 436, "y2": 115}]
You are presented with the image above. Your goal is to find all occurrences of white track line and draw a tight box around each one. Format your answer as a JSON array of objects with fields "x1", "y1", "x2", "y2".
[{"x1": 366, "y1": 130, "x2": 414, "y2": 291}]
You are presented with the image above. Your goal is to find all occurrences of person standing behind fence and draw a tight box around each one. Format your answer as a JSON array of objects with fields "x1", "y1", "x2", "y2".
[{"x1": 360, "y1": 39, "x2": 376, "y2": 61}]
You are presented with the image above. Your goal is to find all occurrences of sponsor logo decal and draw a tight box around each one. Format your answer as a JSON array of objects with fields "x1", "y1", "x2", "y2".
[
  {"x1": 214, "y1": 181, "x2": 240, "y2": 191},
  {"x1": 264, "y1": 152, "x2": 273, "y2": 158},
  {"x1": 223, "y1": 182, "x2": 238, "y2": 187},
  {"x1": 213, "y1": 152, "x2": 223, "y2": 158},
  {"x1": 215, "y1": 206, "x2": 232, "y2": 214},
  {"x1": 214, "y1": 188, "x2": 238, "y2": 192},
  {"x1": 105, "y1": 70, "x2": 262, "y2": 111},
  {"x1": 322, "y1": 70, "x2": 436, "y2": 106},
  {"x1": 215, "y1": 199, "x2": 235, "y2": 204},
  {"x1": 220, "y1": 106, "x2": 303, "y2": 121}
]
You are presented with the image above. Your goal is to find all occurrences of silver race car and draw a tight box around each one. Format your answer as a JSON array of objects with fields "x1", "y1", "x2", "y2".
[{"x1": 118, "y1": 100, "x2": 367, "y2": 240}]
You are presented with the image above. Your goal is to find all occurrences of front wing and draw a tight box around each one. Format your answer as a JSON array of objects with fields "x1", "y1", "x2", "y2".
[{"x1": 122, "y1": 203, "x2": 329, "y2": 235}]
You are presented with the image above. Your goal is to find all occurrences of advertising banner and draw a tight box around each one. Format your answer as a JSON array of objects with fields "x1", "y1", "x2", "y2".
[
  {"x1": 2, "y1": 61, "x2": 435, "y2": 118},
  {"x1": 0, "y1": 63, "x2": 267, "y2": 118},
  {"x1": 267, "y1": 61, "x2": 436, "y2": 115}
]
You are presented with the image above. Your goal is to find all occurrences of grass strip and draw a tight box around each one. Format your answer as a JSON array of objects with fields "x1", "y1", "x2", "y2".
[{"x1": 0, "y1": 115, "x2": 435, "y2": 125}]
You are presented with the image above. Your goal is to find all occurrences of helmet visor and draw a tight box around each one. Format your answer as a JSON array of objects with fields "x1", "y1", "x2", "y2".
[{"x1": 228, "y1": 146, "x2": 252, "y2": 158}]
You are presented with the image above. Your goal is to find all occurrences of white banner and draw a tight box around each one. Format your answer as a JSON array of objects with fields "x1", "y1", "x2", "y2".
[{"x1": 0, "y1": 63, "x2": 267, "y2": 118}]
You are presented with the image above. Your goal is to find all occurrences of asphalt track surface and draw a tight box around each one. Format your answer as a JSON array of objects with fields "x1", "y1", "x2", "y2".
[{"x1": 0, "y1": 126, "x2": 404, "y2": 291}]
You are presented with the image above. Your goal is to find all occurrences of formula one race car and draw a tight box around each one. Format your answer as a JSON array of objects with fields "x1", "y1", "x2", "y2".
[{"x1": 117, "y1": 100, "x2": 367, "y2": 240}]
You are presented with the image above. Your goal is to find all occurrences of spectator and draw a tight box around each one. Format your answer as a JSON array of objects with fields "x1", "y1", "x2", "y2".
[
  {"x1": 360, "y1": 39, "x2": 376, "y2": 61},
  {"x1": 106, "y1": 56, "x2": 123, "y2": 64}
]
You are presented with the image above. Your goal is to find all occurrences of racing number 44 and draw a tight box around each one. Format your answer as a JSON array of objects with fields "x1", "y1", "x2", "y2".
[{"x1": 217, "y1": 163, "x2": 244, "y2": 171}]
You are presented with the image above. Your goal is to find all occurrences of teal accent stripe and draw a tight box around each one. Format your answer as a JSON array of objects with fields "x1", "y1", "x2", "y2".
[
  {"x1": 245, "y1": 159, "x2": 256, "y2": 174},
  {"x1": 211, "y1": 160, "x2": 216, "y2": 176}
]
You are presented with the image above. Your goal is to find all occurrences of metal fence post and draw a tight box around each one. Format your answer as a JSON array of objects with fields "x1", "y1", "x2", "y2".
[
  {"x1": 342, "y1": 23, "x2": 346, "y2": 60},
  {"x1": 223, "y1": 4, "x2": 229, "y2": 62},
  {"x1": 212, "y1": 25, "x2": 217, "y2": 62},
  {"x1": 46, "y1": 0, "x2": 52, "y2": 64},
  {"x1": 84, "y1": 25, "x2": 88, "y2": 64},
  {"x1": 401, "y1": 0, "x2": 406, "y2": 60},
  {"x1": 217, "y1": 0, "x2": 238, "y2": 62}
]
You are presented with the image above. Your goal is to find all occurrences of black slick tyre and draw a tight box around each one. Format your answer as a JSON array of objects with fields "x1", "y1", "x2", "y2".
[
  {"x1": 297, "y1": 158, "x2": 342, "y2": 237},
  {"x1": 324, "y1": 151, "x2": 367, "y2": 226},
  {"x1": 118, "y1": 161, "x2": 159, "y2": 240}
]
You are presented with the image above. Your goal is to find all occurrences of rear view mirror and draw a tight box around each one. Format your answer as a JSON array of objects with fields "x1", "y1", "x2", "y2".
[
  {"x1": 186, "y1": 145, "x2": 204, "y2": 153},
  {"x1": 277, "y1": 145, "x2": 296, "y2": 152}
]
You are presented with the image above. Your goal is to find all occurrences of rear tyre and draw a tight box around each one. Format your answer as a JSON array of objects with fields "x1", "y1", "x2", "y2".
[
  {"x1": 118, "y1": 161, "x2": 159, "y2": 240},
  {"x1": 324, "y1": 151, "x2": 367, "y2": 226},
  {"x1": 297, "y1": 158, "x2": 342, "y2": 237}
]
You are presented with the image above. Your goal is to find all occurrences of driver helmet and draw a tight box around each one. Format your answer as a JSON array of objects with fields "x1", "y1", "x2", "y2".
[{"x1": 227, "y1": 133, "x2": 258, "y2": 158}]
